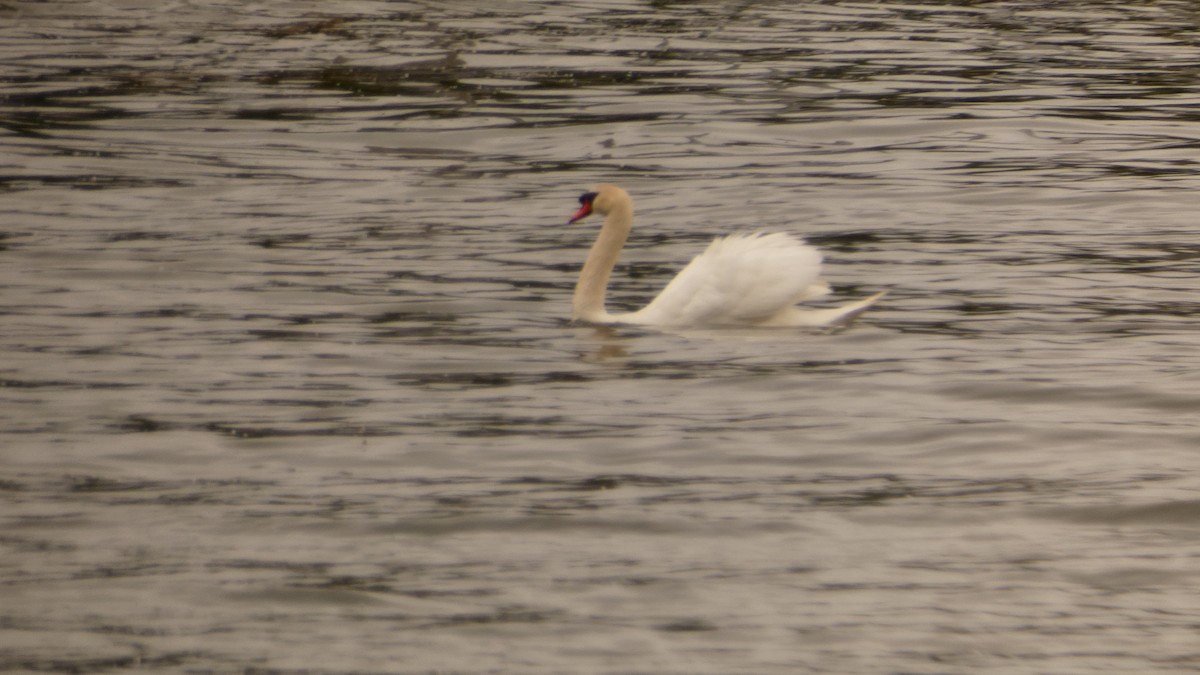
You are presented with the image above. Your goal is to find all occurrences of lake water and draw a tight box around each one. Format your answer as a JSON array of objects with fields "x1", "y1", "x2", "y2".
[{"x1": 5, "y1": 1, "x2": 1200, "y2": 672}]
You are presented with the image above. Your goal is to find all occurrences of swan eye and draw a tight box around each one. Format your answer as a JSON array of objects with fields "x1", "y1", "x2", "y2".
[{"x1": 579, "y1": 192, "x2": 597, "y2": 205}]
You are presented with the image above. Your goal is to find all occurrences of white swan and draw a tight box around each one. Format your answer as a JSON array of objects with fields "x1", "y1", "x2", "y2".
[{"x1": 567, "y1": 184, "x2": 883, "y2": 327}]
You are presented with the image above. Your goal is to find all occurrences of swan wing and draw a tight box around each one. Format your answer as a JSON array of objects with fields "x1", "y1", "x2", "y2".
[{"x1": 630, "y1": 232, "x2": 827, "y2": 326}]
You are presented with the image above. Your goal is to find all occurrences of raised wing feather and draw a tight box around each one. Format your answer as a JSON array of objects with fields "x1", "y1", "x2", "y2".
[{"x1": 629, "y1": 232, "x2": 826, "y2": 326}]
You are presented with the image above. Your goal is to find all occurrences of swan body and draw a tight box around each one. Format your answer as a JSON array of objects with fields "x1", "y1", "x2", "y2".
[{"x1": 567, "y1": 184, "x2": 883, "y2": 327}]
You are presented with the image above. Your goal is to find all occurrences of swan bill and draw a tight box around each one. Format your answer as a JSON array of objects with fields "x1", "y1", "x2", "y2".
[{"x1": 568, "y1": 192, "x2": 598, "y2": 224}]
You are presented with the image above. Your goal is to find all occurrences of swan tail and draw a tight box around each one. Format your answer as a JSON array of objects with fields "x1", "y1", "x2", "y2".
[
  {"x1": 827, "y1": 291, "x2": 886, "y2": 324},
  {"x1": 764, "y1": 291, "x2": 886, "y2": 327}
]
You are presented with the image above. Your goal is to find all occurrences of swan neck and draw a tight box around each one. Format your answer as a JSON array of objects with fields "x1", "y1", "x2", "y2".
[{"x1": 573, "y1": 200, "x2": 632, "y2": 322}]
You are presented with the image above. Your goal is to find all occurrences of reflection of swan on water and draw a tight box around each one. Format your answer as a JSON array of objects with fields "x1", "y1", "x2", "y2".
[{"x1": 566, "y1": 184, "x2": 884, "y2": 328}]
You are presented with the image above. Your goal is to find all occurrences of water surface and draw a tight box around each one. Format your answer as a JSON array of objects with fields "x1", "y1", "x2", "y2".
[{"x1": 5, "y1": 1, "x2": 1200, "y2": 672}]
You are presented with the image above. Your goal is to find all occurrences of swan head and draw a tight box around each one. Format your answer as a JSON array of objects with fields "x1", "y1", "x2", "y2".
[{"x1": 567, "y1": 184, "x2": 630, "y2": 224}]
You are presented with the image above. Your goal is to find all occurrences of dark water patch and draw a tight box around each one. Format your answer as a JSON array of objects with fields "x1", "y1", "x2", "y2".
[
  {"x1": 367, "y1": 309, "x2": 461, "y2": 325},
  {"x1": 421, "y1": 605, "x2": 565, "y2": 628},
  {"x1": 392, "y1": 587, "x2": 497, "y2": 599},
  {"x1": 211, "y1": 559, "x2": 333, "y2": 575},
  {"x1": 115, "y1": 414, "x2": 170, "y2": 433},
  {"x1": 202, "y1": 422, "x2": 373, "y2": 439},
  {"x1": 66, "y1": 475, "x2": 158, "y2": 493},
  {"x1": 127, "y1": 306, "x2": 200, "y2": 319},
  {"x1": 0, "y1": 173, "x2": 189, "y2": 191},
  {"x1": 1, "y1": 652, "x2": 195, "y2": 674},
  {"x1": 400, "y1": 370, "x2": 589, "y2": 390},
  {"x1": 1066, "y1": 567, "x2": 1197, "y2": 593},
  {"x1": 614, "y1": 355, "x2": 894, "y2": 380},
  {"x1": 71, "y1": 561, "x2": 184, "y2": 581},
  {"x1": 807, "y1": 477, "x2": 1048, "y2": 509},
  {"x1": 289, "y1": 574, "x2": 396, "y2": 594},
  {"x1": 229, "y1": 586, "x2": 385, "y2": 607},
  {"x1": 55, "y1": 476, "x2": 274, "y2": 508},
  {"x1": 0, "y1": 535, "x2": 75, "y2": 554},
  {"x1": 89, "y1": 624, "x2": 170, "y2": 638},
  {"x1": 103, "y1": 230, "x2": 174, "y2": 243},
  {"x1": 444, "y1": 413, "x2": 567, "y2": 439},
  {"x1": 235, "y1": 311, "x2": 357, "y2": 326},
  {"x1": 372, "y1": 515, "x2": 689, "y2": 536},
  {"x1": 249, "y1": 233, "x2": 312, "y2": 248},
  {"x1": 0, "y1": 378, "x2": 87, "y2": 390},
  {"x1": 308, "y1": 473, "x2": 1098, "y2": 523},
  {"x1": 1048, "y1": 499, "x2": 1200, "y2": 528},
  {"x1": 0, "y1": 99, "x2": 130, "y2": 136},
  {"x1": 557, "y1": 474, "x2": 679, "y2": 491},
  {"x1": 658, "y1": 618, "x2": 718, "y2": 633},
  {"x1": 416, "y1": 372, "x2": 513, "y2": 388},
  {"x1": 261, "y1": 16, "x2": 357, "y2": 40},
  {"x1": 232, "y1": 107, "x2": 319, "y2": 122},
  {"x1": 941, "y1": 380, "x2": 1200, "y2": 415},
  {"x1": 245, "y1": 328, "x2": 323, "y2": 341}
]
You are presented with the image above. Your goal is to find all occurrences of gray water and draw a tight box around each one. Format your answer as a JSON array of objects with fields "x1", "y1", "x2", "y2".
[{"x1": 5, "y1": 1, "x2": 1200, "y2": 672}]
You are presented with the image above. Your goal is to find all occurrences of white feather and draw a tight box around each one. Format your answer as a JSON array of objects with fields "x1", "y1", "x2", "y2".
[{"x1": 623, "y1": 233, "x2": 828, "y2": 326}]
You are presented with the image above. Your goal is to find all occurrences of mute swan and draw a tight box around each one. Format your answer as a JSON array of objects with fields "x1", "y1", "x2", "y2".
[{"x1": 567, "y1": 184, "x2": 883, "y2": 327}]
